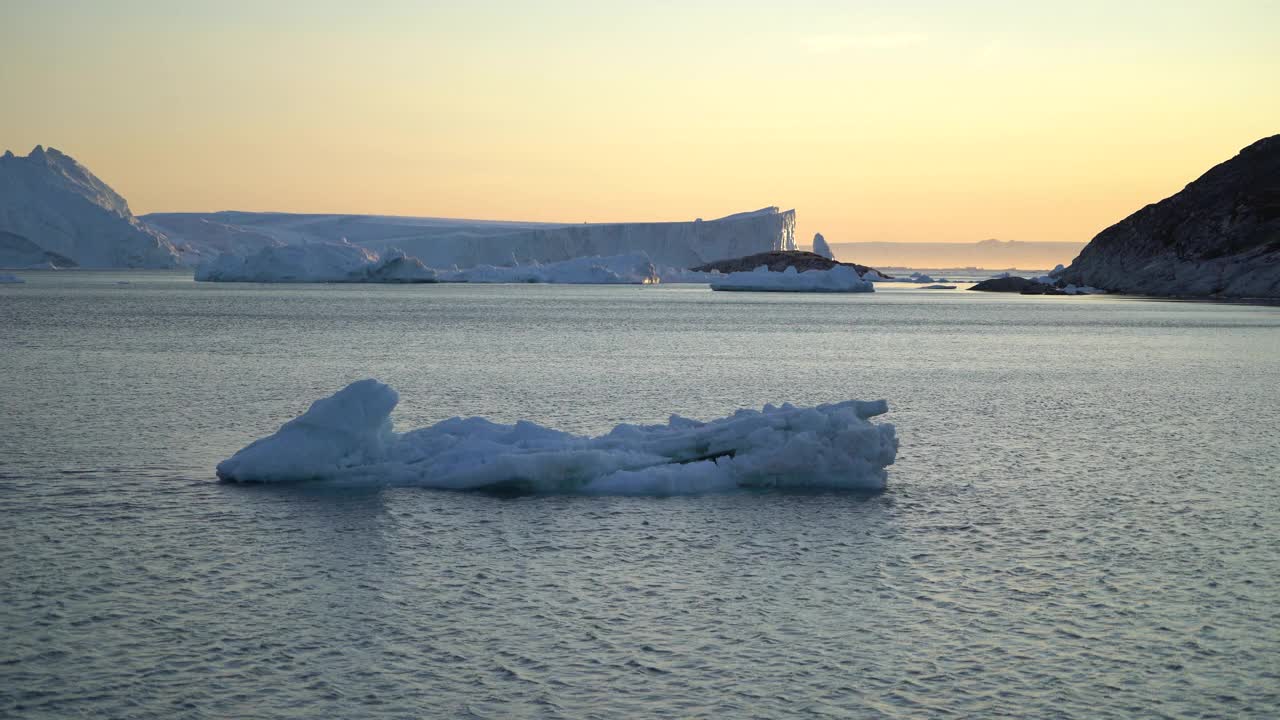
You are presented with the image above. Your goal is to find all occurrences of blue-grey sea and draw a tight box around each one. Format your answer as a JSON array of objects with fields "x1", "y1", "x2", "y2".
[{"x1": 2, "y1": 271, "x2": 1278, "y2": 718}]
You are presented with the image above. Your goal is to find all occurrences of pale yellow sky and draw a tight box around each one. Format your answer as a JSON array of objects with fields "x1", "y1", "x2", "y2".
[{"x1": 2, "y1": 1, "x2": 1276, "y2": 243}]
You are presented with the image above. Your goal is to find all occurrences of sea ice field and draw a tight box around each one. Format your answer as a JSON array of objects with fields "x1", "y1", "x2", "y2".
[{"x1": 2, "y1": 271, "x2": 1279, "y2": 718}]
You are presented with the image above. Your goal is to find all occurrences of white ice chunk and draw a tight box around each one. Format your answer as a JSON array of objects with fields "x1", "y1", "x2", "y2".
[
  {"x1": 710, "y1": 265, "x2": 874, "y2": 293},
  {"x1": 216, "y1": 380, "x2": 898, "y2": 494}
]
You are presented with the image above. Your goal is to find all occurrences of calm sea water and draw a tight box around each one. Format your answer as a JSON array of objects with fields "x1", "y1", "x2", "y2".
[{"x1": 2, "y1": 271, "x2": 1278, "y2": 718}]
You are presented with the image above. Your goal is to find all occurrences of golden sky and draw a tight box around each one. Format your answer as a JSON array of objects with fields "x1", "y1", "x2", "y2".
[{"x1": 2, "y1": 1, "x2": 1276, "y2": 244}]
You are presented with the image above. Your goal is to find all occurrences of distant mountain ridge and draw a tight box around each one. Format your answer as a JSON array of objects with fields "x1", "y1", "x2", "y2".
[
  {"x1": 0, "y1": 146, "x2": 179, "y2": 268},
  {"x1": 1059, "y1": 135, "x2": 1280, "y2": 297}
]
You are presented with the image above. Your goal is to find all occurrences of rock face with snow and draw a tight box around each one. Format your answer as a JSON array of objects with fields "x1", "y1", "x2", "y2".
[
  {"x1": 150, "y1": 207, "x2": 795, "y2": 269},
  {"x1": 1059, "y1": 135, "x2": 1280, "y2": 298},
  {"x1": 0, "y1": 230, "x2": 78, "y2": 268},
  {"x1": 0, "y1": 146, "x2": 179, "y2": 268},
  {"x1": 215, "y1": 379, "x2": 898, "y2": 493},
  {"x1": 710, "y1": 265, "x2": 874, "y2": 293}
]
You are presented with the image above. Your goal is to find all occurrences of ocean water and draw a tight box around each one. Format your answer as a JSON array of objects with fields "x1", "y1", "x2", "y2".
[{"x1": 2, "y1": 271, "x2": 1278, "y2": 718}]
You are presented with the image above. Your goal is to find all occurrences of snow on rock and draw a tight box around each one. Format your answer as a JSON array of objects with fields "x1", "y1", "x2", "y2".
[
  {"x1": 0, "y1": 273, "x2": 24, "y2": 283},
  {"x1": 0, "y1": 146, "x2": 180, "y2": 268},
  {"x1": 215, "y1": 379, "x2": 898, "y2": 494},
  {"x1": 710, "y1": 265, "x2": 874, "y2": 293},
  {"x1": 812, "y1": 233, "x2": 834, "y2": 260},
  {"x1": 152, "y1": 207, "x2": 796, "y2": 269}
]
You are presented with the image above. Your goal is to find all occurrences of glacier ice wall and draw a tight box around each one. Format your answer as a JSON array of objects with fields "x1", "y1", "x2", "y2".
[{"x1": 151, "y1": 207, "x2": 795, "y2": 269}]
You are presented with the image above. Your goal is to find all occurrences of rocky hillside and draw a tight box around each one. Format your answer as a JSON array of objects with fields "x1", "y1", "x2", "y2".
[
  {"x1": 0, "y1": 146, "x2": 179, "y2": 268},
  {"x1": 1059, "y1": 135, "x2": 1280, "y2": 298}
]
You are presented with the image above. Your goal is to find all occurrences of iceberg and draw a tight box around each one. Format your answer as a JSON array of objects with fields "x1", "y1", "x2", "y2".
[
  {"x1": 216, "y1": 380, "x2": 898, "y2": 494},
  {"x1": 709, "y1": 265, "x2": 874, "y2": 293},
  {"x1": 194, "y1": 243, "x2": 677, "y2": 284},
  {"x1": 0, "y1": 273, "x2": 24, "y2": 283},
  {"x1": 812, "y1": 233, "x2": 834, "y2": 260},
  {"x1": 194, "y1": 241, "x2": 438, "y2": 283},
  {"x1": 0, "y1": 146, "x2": 180, "y2": 268},
  {"x1": 152, "y1": 207, "x2": 797, "y2": 269}
]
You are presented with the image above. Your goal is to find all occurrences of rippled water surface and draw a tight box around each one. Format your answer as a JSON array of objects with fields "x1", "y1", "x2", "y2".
[{"x1": 2, "y1": 271, "x2": 1279, "y2": 718}]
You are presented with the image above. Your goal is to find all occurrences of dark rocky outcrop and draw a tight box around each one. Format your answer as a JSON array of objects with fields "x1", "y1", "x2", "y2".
[
  {"x1": 1058, "y1": 135, "x2": 1280, "y2": 298},
  {"x1": 969, "y1": 276, "x2": 1053, "y2": 294},
  {"x1": 691, "y1": 250, "x2": 885, "y2": 277}
]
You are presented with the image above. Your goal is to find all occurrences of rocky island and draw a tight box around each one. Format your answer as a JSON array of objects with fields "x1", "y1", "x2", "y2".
[{"x1": 691, "y1": 250, "x2": 885, "y2": 278}]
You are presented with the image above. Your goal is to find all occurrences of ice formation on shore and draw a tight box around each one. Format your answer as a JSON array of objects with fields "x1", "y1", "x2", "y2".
[
  {"x1": 216, "y1": 380, "x2": 898, "y2": 494},
  {"x1": 709, "y1": 265, "x2": 874, "y2": 293}
]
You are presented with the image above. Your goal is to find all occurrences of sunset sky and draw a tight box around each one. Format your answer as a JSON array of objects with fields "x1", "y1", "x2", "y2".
[{"x1": 3, "y1": 1, "x2": 1276, "y2": 244}]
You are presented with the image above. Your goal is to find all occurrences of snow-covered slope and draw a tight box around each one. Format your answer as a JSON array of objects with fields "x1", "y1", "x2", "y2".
[
  {"x1": 0, "y1": 147, "x2": 179, "y2": 268},
  {"x1": 149, "y1": 207, "x2": 795, "y2": 269},
  {"x1": 215, "y1": 379, "x2": 898, "y2": 493}
]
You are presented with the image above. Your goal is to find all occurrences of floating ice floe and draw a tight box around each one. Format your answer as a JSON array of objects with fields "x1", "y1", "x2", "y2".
[
  {"x1": 709, "y1": 264, "x2": 874, "y2": 293},
  {"x1": 0, "y1": 273, "x2": 24, "y2": 283},
  {"x1": 216, "y1": 380, "x2": 898, "y2": 494}
]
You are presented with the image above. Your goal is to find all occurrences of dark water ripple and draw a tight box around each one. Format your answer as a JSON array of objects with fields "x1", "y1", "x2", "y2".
[{"x1": 1, "y1": 272, "x2": 1278, "y2": 718}]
